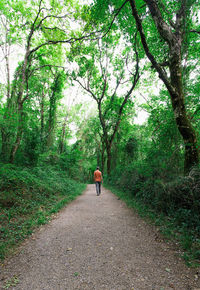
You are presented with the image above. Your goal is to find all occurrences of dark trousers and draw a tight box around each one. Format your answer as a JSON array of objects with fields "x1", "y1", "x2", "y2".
[{"x1": 95, "y1": 182, "x2": 101, "y2": 195}]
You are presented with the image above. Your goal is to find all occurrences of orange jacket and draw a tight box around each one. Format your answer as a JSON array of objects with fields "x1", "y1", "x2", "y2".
[{"x1": 94, "y1": 170, "x2": 102, "y2": 182}]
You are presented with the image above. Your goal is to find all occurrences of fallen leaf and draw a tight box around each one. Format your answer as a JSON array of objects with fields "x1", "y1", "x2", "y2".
[{"x1": 165, "y1": 268, "x2": 171, "y2": 273}]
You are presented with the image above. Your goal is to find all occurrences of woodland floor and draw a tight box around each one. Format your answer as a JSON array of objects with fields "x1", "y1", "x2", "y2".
[{"x1": 0, "y1": 184, "x2": 200, "y2": 290}]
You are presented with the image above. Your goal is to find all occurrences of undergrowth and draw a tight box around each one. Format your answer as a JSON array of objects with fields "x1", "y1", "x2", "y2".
[
  {"x1": 105, "y1": 166, "x2": 200, "y2": 267},
  {"x1": 0, "y1": 163, "x2": 86, "y2": 261}
]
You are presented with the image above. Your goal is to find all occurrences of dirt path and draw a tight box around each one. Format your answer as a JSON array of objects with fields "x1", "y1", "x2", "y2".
[{"x1": 0, "y1": 185, "x2": 199, "y2": 290}]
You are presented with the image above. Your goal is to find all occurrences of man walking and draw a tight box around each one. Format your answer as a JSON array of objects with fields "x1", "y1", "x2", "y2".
[{"x1": 94, "y1": 166, "x2": 103, "y2": 196}]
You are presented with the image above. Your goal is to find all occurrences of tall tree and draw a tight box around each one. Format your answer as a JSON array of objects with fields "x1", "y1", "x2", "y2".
[
  {"x1": 70, "y1": 35, "x2": 139, "y2": 174},
  {"x1": 92, "y1": 0, "x2": 199, "y2": 173},
  {"x1": 0, "y1": 0, "x2": 95, "y2": 163},
  {"x1": 129, "y1": 0, "x2": 199, "y2": 173}
]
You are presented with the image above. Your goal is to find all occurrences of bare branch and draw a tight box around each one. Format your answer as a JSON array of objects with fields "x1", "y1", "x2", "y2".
[
  {"x1": 41, "y1": 26, "x2": 68, "y2": 33},
  {"x1": 190, "y1": 29, "x2": 200, "y2": 35},
  {"x1": 100, "y1": 78, "x2": 107, "y2": 101},
  {"x1": 74, "y1": 78, "x2": 97, "y2": 101},
  {"x1": 109, "y1": 48, "x2": 140, "y2": 145},
  {"x1": 139, "y1": 92, "x2": 155, "y2": 111}
]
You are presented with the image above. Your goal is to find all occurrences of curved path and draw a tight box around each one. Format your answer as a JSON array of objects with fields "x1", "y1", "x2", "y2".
[{"x1": 0, "y1": 185, "x2": 199, "y2": 289}]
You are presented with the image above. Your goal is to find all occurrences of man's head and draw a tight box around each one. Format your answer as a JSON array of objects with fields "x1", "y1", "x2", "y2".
[{"x1": 96, "y1": 166, "x2": 99, "y2": 170}]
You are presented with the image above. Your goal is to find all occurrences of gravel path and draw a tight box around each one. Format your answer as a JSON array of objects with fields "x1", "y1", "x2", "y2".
[{"x1": 0, "y1": 184, "x2": 200, "y2": 290}]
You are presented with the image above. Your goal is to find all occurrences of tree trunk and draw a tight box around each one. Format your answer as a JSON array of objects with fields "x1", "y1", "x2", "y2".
[
  {"x1": 40, "y1": 90, "x2": 45, "y2": 150},
  {"x1": 0, "y1": 31, "x2": 12, "y2": 162},
  {"x1": 1, "y1": 130, "x2": 11, "y2": 162},
  {"x1": 46, "y1": 74, "x2": 60, "y2": 149},
  {"x1": 46, "y1": 98, "x2": 56, "y2": 149},
  {"x1": 9, "y1": 103, "x2": 24, "y2": 163},
  {"x1": 59, "y1": 115, "x2": 68, "y2": 153},
  {"x1": 101, "y1": 144, "x2": 105, "y2": 175},
  {"x1": 106, "y1": 145, "x2": 112, "y2": 176},
  {"x1": 97, "y1": 147, "x2": 100, "y2": 167},
  {"x1": 1, "y1": 85, "x2": 18, "y2": 162},
  {"x1": 169, "y1": 57, "x2": 199, "y2": 173},
  {"x1": 7, "y1": 50, "x2": 30, "y2": 163}
]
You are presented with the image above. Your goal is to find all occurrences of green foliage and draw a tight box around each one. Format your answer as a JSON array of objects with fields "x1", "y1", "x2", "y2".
[
  {"x1": 0, "y1": 163, "x2": 86, "y2": 260},
  {"x1": 105, "y1": 166, "x2": 200, "y2": 265}
]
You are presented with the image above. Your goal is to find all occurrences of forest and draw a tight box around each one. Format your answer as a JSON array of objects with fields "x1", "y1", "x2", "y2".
[{"x1": 0, "y1": 0, "x2": 200, "y2": 264}]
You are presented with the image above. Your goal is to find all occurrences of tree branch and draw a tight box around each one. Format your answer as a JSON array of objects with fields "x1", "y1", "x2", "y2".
[
  {"x1": 28, "y1": 64, "x2": 66, "y2": 77},
  {"x1": 144, "y1": 0, "x2": 173, "y2": 43},
  {"x1": 41, "y1": 26, "x2": 68, "y2": 33},
  {"x1": 190, "y1": 29, "x2": 200, "y2": 35},
  {"x1": 29, "y1": 30, "x2": 102, "y2": 55},
  {"x1": 109, "y1": 56, "x2": 140, "y2": 145},
  {"x1": 74, "y1": 78, "x2": 97, "y2": 101},
  {"x1": 190, "y1": 106, "x2": 200, "y2": 120},
  {"x1": 175, "y1": 0, "x2": 186, "y2": 30},
  {"x1": 100, "y1": 78, "x2": 107, "y2": 101},
  {"x1": 129, "y1": 0, "x2": 176, "y2": 96},
  {"x1": 101, "y1": 0, "x2": 129, "y2": 39},
  {"x1": 35, "y1": 13, "x2": 73, "y2": 30},
  {"x1": 97, "y1": 39, "x2": 106, "y2": 80}
]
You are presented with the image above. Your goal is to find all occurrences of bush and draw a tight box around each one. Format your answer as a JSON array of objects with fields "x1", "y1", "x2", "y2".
[
  {"x1": 106, "y1": 165, "x2": 200, "y2": 235},
  {"x1": 105, "y1": 164, "x2": 200, "y2": 264}
]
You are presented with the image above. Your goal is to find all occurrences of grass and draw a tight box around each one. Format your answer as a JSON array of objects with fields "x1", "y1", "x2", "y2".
[
  {"x1": 0, "y1": 164, "x2": 86, "y2": 261},
  {"x1": 104, "y1": 183, "x2": 200, "y2": 267}
]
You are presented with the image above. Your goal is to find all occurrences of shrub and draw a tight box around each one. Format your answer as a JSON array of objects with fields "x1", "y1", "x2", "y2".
[{"x1": 106, "y1": 165, "x2": 200, "y2": 235}]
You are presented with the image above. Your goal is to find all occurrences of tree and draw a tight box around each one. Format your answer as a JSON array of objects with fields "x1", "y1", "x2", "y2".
[
  {"x1": 69, "y1": 34, "x2": 139, "y2": 174},
  {"x1": 46, "y1": 71, "x2": 65, "y2": 149},
  {"x1": 0, "y1": 8, "x2": 20, "y2": 162},
  {"x1": 129, "y1": 0, "x2": 199, "y2": 173},
  {"x1": 0, "y1": 0, "x2": 94, "y2": 163},
  {"x1": 92, "y1": 0, "x2": 199, "y2": 173}
]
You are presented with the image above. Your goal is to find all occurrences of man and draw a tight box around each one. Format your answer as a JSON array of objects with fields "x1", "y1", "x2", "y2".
[{"x1": 94, "y1": 166, "x2": 103, "y2": 196}]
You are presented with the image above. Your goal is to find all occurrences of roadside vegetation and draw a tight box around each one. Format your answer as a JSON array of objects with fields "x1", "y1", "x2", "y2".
[
  {"x1": 0, "y1": 163, "x2": 86, "y2": 260},
  {"x1": 104, "y1": 166, "x2": 200, "y2": 267}
]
